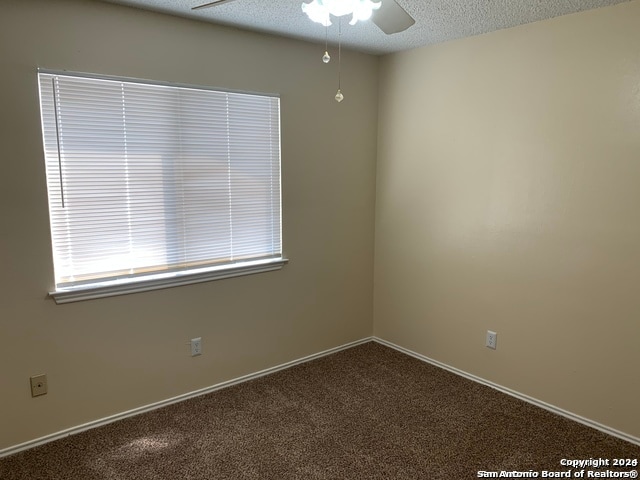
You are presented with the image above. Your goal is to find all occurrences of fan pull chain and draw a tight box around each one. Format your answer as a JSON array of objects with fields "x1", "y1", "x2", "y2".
[
  {"x1": 322, "y1": 24, "x2": 330, "y2": 63},
  {"x1": 335, "y1": 17, "x2": 344, "y2": 102}
]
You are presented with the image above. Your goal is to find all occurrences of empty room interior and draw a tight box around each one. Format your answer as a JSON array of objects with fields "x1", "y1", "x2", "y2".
[{"x1": 1, "y1": 0, "x2": 639, "y2": 476}]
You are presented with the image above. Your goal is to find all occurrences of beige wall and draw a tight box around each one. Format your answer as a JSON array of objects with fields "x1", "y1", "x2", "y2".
[
  {"x1": 2, "y1": 0, "x2": 639, "y2": 453},
  {"x1": 0, "y1": 0, "x2": 378, "y2": 450},
  {"x1": 375, "y1": 0, "x2": 640, "y2": 439}
]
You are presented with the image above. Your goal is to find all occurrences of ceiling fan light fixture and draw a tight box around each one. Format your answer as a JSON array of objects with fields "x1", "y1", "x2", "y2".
[
  {"x1": 300, "y1": 1, "x2": 386, "y2": 105},
  {"x1": 349, "y1": 0, "x2": 382, "y2": 24},
  {"x1": 301, "y1": 1, "x2": 331, "y2": 26},
  {"x1": 301, "y1": 0, "x2": 381, "y2": 26}
]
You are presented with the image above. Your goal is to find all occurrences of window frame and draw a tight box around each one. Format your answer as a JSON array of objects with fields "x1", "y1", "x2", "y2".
[{"x1": 37, "y1": 70, "x2": 287, "y2": 304}]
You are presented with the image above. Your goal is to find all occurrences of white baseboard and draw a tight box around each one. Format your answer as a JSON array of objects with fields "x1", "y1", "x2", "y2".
[
  {"x1": 373, "y1": 336, "x2": 640, "y2": 447},
  {"x1": 0, "y1": 337, "x2": 373, "y2": 458},
  {"x1": 4, "y1": 335, "x2": 636, "y2": 458}
]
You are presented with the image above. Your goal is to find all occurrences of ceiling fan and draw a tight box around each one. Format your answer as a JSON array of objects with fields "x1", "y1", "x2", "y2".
[{"x1": 191, "y1": 0, "x2": 416, "y2": 35}]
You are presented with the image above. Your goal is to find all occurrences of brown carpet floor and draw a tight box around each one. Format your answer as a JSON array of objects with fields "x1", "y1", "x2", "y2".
[{"x1": 1, "y1": 342, "x2": 638, "y2": 479}]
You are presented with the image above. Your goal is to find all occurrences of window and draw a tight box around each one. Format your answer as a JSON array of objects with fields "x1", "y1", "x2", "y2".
[{"x1": 38, "y1": 71, "x2": 284, "y2": 303}]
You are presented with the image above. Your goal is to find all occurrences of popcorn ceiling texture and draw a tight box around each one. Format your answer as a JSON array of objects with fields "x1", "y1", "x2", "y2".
[{"x1": 101, "y1": 0, "x2": 633, "y2": 54}]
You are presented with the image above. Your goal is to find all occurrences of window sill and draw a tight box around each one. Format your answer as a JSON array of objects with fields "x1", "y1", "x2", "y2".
[{"x1": 49, "y1": 258, "x2": 288, "y2": 304}]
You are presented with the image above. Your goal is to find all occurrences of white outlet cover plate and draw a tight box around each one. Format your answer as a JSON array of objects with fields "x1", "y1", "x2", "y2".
[
  {"x1": 191, "y1": 337, "x2": 202, "y2": 356},
  {"x1": 486, "y1": 331, "x2": 497, "y2": 349}
]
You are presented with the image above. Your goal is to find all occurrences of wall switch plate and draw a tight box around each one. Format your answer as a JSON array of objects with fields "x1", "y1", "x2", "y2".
[
  {"x1": 30, "y1": 374, "x2": 48, "y2": 397},
  {"x1": 191, "y1": 337, "x2": 202, "y2": 356},
  {"x1": 486, "y1": 331, "x2": 497, "y2": 350}
]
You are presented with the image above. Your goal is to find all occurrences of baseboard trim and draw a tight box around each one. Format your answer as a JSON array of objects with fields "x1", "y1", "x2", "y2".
[
  {"x1": 373, "y1": 336, "x2": 640, "y2": 447},
  {"x1": 0, "y1": 336, "x2": 373, "y2": 458}
]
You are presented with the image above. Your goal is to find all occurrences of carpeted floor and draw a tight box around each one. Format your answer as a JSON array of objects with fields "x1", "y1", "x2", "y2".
[{"x1": 1, "y1": 342, "x2": 638, "y2": 479}]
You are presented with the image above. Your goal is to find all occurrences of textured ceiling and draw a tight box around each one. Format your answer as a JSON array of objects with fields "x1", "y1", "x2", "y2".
[{"x1": 100, "y1": 0, "x2": 633, "y2": 55}]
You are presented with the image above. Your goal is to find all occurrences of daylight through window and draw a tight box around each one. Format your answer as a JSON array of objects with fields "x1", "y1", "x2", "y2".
[{"x1": 38, "y1": 71, "x2": 283, "y2": 302}]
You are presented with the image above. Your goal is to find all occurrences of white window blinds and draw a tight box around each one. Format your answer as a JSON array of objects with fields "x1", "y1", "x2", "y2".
[{"x1": 38, "y1": 71, "x2": 282, "y2": 294}]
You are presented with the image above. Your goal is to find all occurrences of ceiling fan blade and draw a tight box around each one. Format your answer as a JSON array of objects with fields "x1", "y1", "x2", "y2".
[
  {"x1": 192, "y1": 0, "x2": 239, "y2": 10},
  {"x1": 372, "y1": 0, "x2": 415, "y2": 35}
]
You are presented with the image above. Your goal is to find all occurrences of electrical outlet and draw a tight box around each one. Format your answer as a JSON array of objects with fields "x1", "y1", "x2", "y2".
[
  {"x1": 190, "y1": 337, "x2": 202, "y2": 357},
  {"x1": 486, "y1": 331, "x2": 497, "y2": 350},
  {"x1": 30, "y1": 374, "x2": 48, "y2": 397}
]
